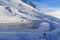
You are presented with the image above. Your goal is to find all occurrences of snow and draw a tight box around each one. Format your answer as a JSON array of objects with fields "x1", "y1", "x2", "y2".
[
  {"x1": 44, "y1": 9, "x2": 60, "y2": 19},
  {"x1": 0, "y1": 0, "x2": 60, "y2": 40}
]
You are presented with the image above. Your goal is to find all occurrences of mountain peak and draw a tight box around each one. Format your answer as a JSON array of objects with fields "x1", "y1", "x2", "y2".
[{"x1": 21, "y1": 0, "x2": 36, "y2": 8}]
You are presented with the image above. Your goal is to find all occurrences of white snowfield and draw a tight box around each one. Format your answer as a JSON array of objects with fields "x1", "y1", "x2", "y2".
[
  {"x1": 0, "y1": 0, "x2": 59, "y2": 31},
  {"x1": 0, "y1": 0, "x2": 41, "y2": 23},
  {"x1": 0, "y1": 0, "x2": 60, "y2": 32},
  {"x1": 0, "y1": 0, "x2": 60, "y2": 40}
]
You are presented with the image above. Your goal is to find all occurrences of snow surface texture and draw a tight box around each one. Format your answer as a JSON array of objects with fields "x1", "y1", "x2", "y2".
[{"x1": 0, "y1": 0, "x2": 60, "y2": 40}]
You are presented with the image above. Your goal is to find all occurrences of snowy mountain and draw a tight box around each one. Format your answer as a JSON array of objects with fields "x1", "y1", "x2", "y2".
[
  {"x1": 0, "y1": 0, "x2": 60, "y2": 40},
  {"x1": 0, "y1": 0, "x2": 60, "y2": 22},
  {"x1": 0, "y1": 0, "x2": 60, "y2": 34}
]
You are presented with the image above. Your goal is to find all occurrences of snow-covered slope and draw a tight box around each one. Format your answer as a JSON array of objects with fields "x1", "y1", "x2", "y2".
[
  {"x1": 0, "y1": 0, "x2": 60, "y2": 31},
  {"x1": 0, "y1": 0, "x2": 40, "y2": 22},
  {"x1": 0, "y1": 0, "x2": 60, "y2": 22},
  {"x1": 0, "y1": 0, "x2": 60, "y2": 40}
]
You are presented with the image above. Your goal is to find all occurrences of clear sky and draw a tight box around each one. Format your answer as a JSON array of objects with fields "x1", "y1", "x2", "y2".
[
  {"x1": 30, "y1": 0, "x2": 60, "y2": 19},
  {"x1": 30, "y1": 0, "x2": 60, "y2": 8}
]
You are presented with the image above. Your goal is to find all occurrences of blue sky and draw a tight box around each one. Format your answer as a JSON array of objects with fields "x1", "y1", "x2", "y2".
[{"x1": 30, "y1": 0, "x2": 60, "y2": 8}]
